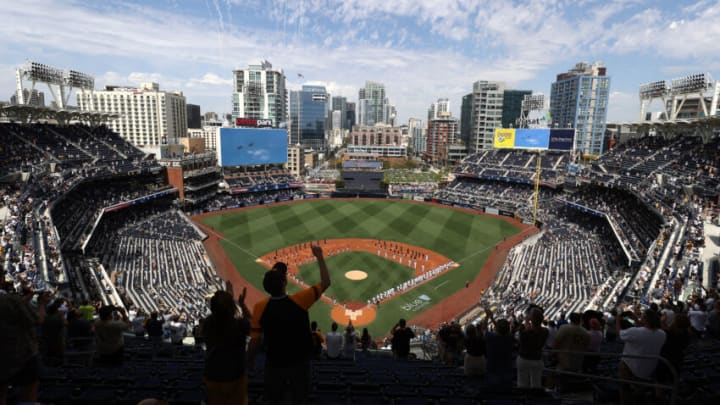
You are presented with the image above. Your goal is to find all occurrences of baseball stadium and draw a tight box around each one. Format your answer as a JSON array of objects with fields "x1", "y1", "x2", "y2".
[
  {"x1": 195, "y1": 198, "x2": 531, "y2": 338},
  {"x1": 2, "y1": 62, "x2": 720, "y2": 405}
]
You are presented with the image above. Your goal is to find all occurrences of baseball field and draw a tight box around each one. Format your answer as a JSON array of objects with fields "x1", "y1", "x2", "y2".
[{"x1": 196, "y1": 199, "x2": 523, "y2": 338}]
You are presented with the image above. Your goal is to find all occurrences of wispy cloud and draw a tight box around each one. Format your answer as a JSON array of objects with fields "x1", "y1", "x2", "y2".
[{"x1": 0, "y1": 0, "x2": 718, "y2": 122}]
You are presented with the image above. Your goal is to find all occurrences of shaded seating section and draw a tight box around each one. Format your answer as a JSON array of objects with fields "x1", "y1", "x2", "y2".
[
  {"x1": 567, "y1": 185, "x2": 664, "y2": 258},
  {"x1": 0, "y1": 123, "x2": 52, "y2": 175},
  {"x1": 194, "y1": 188, "x2": 306, "y2": 214},
  {"x1": 33, "y1": 334, "x2": 720, "y2": 404},
  {"x1": 455, "y1": 150, "x2": 571, "y2": 186},
  {"x1": 50, "y1": 173, "x2": 170, "y2": 250},
  {"x1": 434, "y1": 178, "x2": 546, "y2": 212}
]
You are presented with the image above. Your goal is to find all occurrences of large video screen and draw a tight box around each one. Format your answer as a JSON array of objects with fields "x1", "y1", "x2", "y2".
[
  {"x1": 515, "y1": 129, "x2": 550, "y2": 149},
  {"x1": 218, "y1": 128, "x2": 288, "y2": 166},
  {"x1": 493, "y1": 128, "x2": 574, "y2": 151}
]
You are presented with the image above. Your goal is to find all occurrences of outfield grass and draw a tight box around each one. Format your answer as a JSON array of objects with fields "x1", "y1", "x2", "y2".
[
  {"x1": 199, "y1": 199, "x2": 520, "y2": 337},
  {"x1": 297, "y1": 251, "x2": 415, "y2": 303}
]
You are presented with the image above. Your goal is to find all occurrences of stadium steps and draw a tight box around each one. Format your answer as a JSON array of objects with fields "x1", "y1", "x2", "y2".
[
  {"x1": 45, "y1": 125, "x2": 96, "y2": 162},
  {"x1": 7, "y1": 126, "x2": 60, "y2": 163},
  {"x1": 76, "y1": 125, "x2": 130, "y2": 160}
]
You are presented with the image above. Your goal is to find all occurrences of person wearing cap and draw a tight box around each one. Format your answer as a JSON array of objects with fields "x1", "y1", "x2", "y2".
[{"x1": 248, "y1": 244, "x2": 331, "y2": 405}]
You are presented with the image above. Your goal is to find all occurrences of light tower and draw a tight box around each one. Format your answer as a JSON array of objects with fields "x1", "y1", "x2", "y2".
[
  {"x1": 15, "y1": 61, "x2": 94, "y2": 109},
  {"x1": 638, "y1": 80, "x2": 669, "y2": 121},
  {"x1": 639, "y1": 73, "x2": 719, "y2": 121}
]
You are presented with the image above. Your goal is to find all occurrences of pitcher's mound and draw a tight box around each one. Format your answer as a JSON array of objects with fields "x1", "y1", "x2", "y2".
[{"x1": 345, "y1": 270, "x2": 368, "y2": 280}]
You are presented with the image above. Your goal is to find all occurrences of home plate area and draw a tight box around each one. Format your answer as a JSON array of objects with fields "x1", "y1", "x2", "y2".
[{"x1": 331, "y1": 301, "x2": 376, "y2": 326}]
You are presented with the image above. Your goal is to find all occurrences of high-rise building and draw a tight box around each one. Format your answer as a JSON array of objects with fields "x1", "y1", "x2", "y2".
[
  {"x1": 408, "y1": 118, "x2": 425, "y2": 155},
  {"x1": 10, "y1": 89, "x2": 45, "y2": 107},
  {"x1": 428, "y1": 98, "x2": 450, "y2": 121},
  {"x1": 468, "y1": 81, "x2": 505, "y2": 154},
  {"x1": 502, "y1": 90, "x2": 531, "y2": 128},
  {"x1": 77, "y1": 82, "x2": 187, "y2": 146},
  {"x1": 460, "y1": 93, "x2": 473, "y2": 146},
  {"x1": 331, "y1": 96, "x2": 348, "y2": 129},
  {"x1": 464, "y1": 82, "x2": 533, "y2": 154},
  {"x1": 186, "y1": 104, "x2": 201, "y2": 129},
  {"x1": 425, "y1": 115, "x2": 458, "y2": 165},
  {"x1": 386, "y1": 104, "x2": 397, "y2": 126},
  {"x1": 231, "y1": 60, "x2": 286, "y2": 128},
  {"x1": 345, "y1": 102, "x2": 356, "y2": 129},
  {"x1": 358, "y1": 81, "x2": 390, "y2": 126},
  {"x1": 289, "y1": 85, "x2": 328, "y2": 149},
  {"x1": 550, "y1": 62, "x2": 610, "y2": 156}
]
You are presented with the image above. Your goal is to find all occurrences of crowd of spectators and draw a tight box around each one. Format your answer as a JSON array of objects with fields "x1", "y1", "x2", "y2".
[
  {"x1": 2, "y1": 120, "x2": 720, "y2": 403},
  {"x1": 434, "y1": 178, "x2": 542, "y2": 212},
  {"x1": 485, "y1": 202, "x2": 627, "y2": 322},
  {"x1": 455, "y1": 149, "x2": 571, "y2": 185},
  {"x1": 86, "y1": 200, "x2": 221, "y2": 328}
]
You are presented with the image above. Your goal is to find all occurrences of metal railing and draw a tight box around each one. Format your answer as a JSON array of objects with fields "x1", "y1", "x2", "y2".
[{"x1": 543, "y1": 348, "x2": 679, "y2": 404}]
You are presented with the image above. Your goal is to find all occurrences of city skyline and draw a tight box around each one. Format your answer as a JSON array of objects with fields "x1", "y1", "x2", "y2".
[{"x1": 1, "y1": 0, "x2": 719, "y2": 125}]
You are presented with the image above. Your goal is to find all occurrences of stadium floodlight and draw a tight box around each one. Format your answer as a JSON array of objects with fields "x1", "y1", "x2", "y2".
[
  {"x1": 25, "y1": 61, "x2": 65, "y2": 85},
  {"x1": 670, "y1": 73, "x2": 713, "y2": 95},
  {"x1": 67, "y1": 70, "x2": 95, "y2": 90},
  {"x1": 639, "y1": 80, "x2": 669, "y2": 99},
  {"x1": 17, "y1": 61, "x2": 95, "y2": 110}
]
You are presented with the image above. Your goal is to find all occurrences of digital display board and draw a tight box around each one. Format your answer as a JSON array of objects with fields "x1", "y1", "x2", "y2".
[
  {"x1": 515, "y1": 128, "x2": 550, "y2": 149},
  {"x1": 217, "y1": 128, "x2": 288, "y2": 166},
  {"x1": 493, "y1": 128, "x2": 575, "y2": 151}
]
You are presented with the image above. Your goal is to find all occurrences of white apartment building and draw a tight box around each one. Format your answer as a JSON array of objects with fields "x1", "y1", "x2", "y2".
[
  {"x1": 77, "y1": 82, "x2": 187, "y2": 147},
  {"x1": 232, "y1": 60, "x2": 286, "y2": 128},
  {"x1": 469, "y1": 81, "x2": 505, "y2": 153}
]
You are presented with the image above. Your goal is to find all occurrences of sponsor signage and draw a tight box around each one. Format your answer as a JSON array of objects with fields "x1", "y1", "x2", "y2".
[
  {"x1": 493, "y1": 128, "x2": 516, "y2": 149},
  {"x1": 548, "y1": 129, "x2": 575, "y2": 151},
  {"x1": 235, "y1": 118, "x2": 273, "y2": 127},
  {"x1": 493, "y1": 128, "x2": 575, "y2": 151}
]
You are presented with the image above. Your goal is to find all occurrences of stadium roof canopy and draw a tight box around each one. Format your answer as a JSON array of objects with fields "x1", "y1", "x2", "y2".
[{"x1": 0, "y1": 104, "x2": 118, "y2": 126}]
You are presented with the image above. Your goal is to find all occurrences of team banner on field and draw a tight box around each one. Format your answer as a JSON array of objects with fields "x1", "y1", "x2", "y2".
[
  {"x1": 493, "y1": 128, "x2": 575, "y2": 151},
  {"x1": 493, "y1": 128, "x2": 516, "y2": 148}
]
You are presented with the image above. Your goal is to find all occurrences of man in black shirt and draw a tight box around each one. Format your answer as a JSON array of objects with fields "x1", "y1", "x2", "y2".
[
  {"x1": 391, "y1": 319, "x2": 415, "y2": 359},
  {"x1": 249, "y1": 245, "x2": 330, "y2": 405}
]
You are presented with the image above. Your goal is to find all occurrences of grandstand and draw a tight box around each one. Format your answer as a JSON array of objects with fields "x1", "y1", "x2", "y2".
[{"x1": 2, "y1": 117, "x2": 720, "y2": 404}]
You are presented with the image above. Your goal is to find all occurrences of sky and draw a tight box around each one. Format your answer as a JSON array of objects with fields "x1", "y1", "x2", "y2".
[{"x1": 1, "y1": 0, "x2": 719, "y2": 125}]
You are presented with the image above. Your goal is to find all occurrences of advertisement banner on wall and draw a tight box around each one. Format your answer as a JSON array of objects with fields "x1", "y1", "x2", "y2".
[
  {"x1": 493, "y1": 128, "x2": 516, "y2": 149},
  {"x1": 493, "y1": 128, "x2": 575, "y2": 151},
  {"x1": 548, "y1": 129, "x2": 575, "y2": 151}
]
